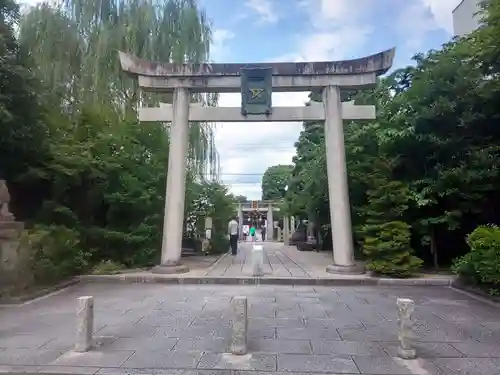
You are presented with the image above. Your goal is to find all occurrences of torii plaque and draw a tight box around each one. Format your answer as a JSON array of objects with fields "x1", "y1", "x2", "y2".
[
  {"x1": 119, "y1": 48, "x2": 395, "y2": 275},
  {"x1": 240, "y1": 67, "x2": 272, "y2": 116}
]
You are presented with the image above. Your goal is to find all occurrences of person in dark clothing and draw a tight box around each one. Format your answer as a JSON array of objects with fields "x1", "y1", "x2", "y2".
[{"x1": 228, "y1": 217, "x2": 239, "y2": 255}]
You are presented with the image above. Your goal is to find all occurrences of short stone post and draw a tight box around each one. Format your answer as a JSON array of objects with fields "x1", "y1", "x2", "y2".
[
  {"x1": 75, "y1": 296, "x2": 94, "y2": 352},
  {"x1": 251, "y1": 245, "x2": 264, "y2": 276},
  {"x1": 230, "y1": 296, "x2": 248, "y2": 355},
  {"x1": 396, "y1": 298, "x2": 416, "y2": 359}
]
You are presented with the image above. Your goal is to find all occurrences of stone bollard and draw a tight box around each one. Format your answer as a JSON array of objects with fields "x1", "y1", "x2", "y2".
[
  {"x1": 230, "y1": 296, "x2": 248, "y2": 355},
  {"x1": 75, "y1": 296, "x2": 94, "y2": 352},
  {"x1": 396, "y1": 298, "x2": 416, "y2": 359},
  {"x1": 251, "y1": 245, "x2": 264, "y2": 276}
]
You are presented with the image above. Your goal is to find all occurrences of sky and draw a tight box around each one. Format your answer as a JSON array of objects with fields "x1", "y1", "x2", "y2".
[
  {"x1": 22, "y1": 0, "x2": 463, "y2": 200},
  {"x1": 202, "y1": 0, "x2": 462, "y2": 200}
]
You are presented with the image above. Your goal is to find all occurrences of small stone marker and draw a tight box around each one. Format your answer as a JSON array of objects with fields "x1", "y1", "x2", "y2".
[
  {"x1": 251, "y1": 245, "x2": 264, "y2": 276},
  {"x1": 230, "y1": 296, "x2": 248, "y2": 355},
  {"x1": 75, "y1": 296, "x2": 94, "y2": 352},
  {"x1": 396, "y1": 298, "x2": 416, "y2": 359}
]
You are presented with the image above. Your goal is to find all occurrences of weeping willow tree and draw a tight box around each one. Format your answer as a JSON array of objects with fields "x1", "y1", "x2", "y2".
[{"x1": 19, "y1": 0, "x2": 219, "y2": 179}]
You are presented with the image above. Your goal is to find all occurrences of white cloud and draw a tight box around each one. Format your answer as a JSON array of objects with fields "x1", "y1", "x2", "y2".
[
  {"x1": 210, "y1": 29, "x2": 235, "y2": 61},
  {"x1": 420, "y1": 0, "x2": 461, "y2": 34},
  {"x1": 396, "y1": 2, "x2": 440, "y2": 50},
  {"x1": 244, "y1": 0, "x2": 279, "y2": 24},
  {"x1": 396, "y1": 0, "x2": 461, "y2": 50}
]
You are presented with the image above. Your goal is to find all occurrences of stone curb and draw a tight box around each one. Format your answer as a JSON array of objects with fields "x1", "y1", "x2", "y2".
[
  {"x1": 0, "y1": 278, "x2": 80, "y2": 305},
  {"x1": 202, "y1": 251, "x2": 230, "y2": 276},
  {"x1": 451, "y1": 277, "x2": 500, "y2": 307},
  {"x1": 79, "y1": 274, "x2": 455, "y2": 286}
]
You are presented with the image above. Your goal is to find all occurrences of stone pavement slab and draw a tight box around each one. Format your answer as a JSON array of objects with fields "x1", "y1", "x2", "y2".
[
  {"x1": 1, "y1": 283, "x2": 499, "y2": 374},
  {"x1": 205, "y1": 242, "x2": 311, "y2": 278},
  {"x1": 80, "y1": 241, "x2": 454, "y2": 287}
]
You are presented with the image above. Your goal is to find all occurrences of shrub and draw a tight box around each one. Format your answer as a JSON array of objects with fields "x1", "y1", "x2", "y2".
[
  {"x1": 22, "y1": 225, "x2": 91, "y2": 284},
  {"x1": 209, "y1": 234, "x2": 230, "y2": 255},
  {"x1": 92, "y1": 260, "x2": 126, "y2": 275},
  {"x1": 452, "y1": 225, "x2": 500, "y2": 287},
  {"x1": 362, "y1": 221, "x2": 423, "y2": 278}
]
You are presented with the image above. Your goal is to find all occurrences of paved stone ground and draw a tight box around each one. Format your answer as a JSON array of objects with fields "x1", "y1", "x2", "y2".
[
  {"x1": 205, "y1": 241, "x2": 335, "y2": 278},
  {"x1": 0, "y1": 283, "x2": 499, "y2": 374}
]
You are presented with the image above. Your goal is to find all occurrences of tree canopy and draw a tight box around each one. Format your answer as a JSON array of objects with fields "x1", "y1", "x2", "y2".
[{"x1": 261, "y1": 164, "x2": 293, "y2": 201}]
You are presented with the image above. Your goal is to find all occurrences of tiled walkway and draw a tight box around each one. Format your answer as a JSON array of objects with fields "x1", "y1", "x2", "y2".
[
  {"x1": 1, "y1": 282, "x2": 499, "y2": 374},
  {"x1": 205, "y1": 241, "x2": 333, "y2": 278}
]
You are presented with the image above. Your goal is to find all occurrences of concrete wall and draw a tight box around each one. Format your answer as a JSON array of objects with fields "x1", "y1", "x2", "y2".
[{"x1": 453, "y1": 0, "x2": 483, "y2": 37}]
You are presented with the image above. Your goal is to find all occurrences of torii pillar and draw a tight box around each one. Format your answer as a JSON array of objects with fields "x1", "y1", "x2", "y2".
[
  {"x1": 266, "y1": 203, "x2": 274, "y2": 241},
  {"x1": 237, "y1": 203, "x2": 244, "y2": 240},
  {"x1": 118, "y1": 48, "x2": 395, "y2": 274}
]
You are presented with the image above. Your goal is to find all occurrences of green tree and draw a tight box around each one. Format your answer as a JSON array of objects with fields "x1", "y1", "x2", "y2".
[
  {"x1": 234, "y1": 195, "x2": 248, "y2": 203},
  {"x1": 261, "y1": 165, "x2": 293, "y2": 201},
  {"x1": 286, "y1": 0, "x2": 500, "y2": 273},
  {"x1": 1, "y1": 0, "x2": 240, "y2": 286},
  {"x1": 0, "y1": 0, "x2": 47, "y2": 185},
  {"x1": 19, "y1": 0, "x2": 218, "y2": 180}
]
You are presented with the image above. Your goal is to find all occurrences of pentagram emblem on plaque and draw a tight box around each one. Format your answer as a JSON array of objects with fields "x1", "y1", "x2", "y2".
[{"x1": 241, "y1": 67, "x2": 272, "y2": 116}]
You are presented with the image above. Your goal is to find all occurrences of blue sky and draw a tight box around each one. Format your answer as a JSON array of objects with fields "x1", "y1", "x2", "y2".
[
  {"x1": 24, "y1": 0, "x2": 462, "y2": 200},
  {"x1": 207, "y1": 0, "x2": 461, "y2": 199}
]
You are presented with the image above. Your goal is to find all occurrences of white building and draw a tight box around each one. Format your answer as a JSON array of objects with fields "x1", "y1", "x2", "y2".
[{"x1": 452, "y1": 0, "x2": 484, "y2": 36}]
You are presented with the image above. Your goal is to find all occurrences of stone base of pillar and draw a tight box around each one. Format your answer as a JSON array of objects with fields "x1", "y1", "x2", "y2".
[
  {"x1": 151, "y1": 262, "x2": 189, "y2": 274},
  {"x1": 326, "y1": 262, "x2": 365, "y2": 275},
  {"x1": 397, "y1": 347, "x2": 417, "y2": 360}
]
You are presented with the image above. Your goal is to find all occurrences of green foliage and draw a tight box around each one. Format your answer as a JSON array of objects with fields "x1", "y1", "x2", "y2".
[
  {"x1": 22, "y1": 225, "x2": 91, "y2": 284},
  {"x1": 261, "y1": 165, "x2": 293, "y2": 201},
  {"x1": 209, "y1": 235, "x2": 230, "y2": 255},
  {"x1": 186, "y1": 181, "x2": 236, "y2": 253},
  {"x1": 1, "y1": 0, "x2": 238, "y2": 284},
  {"x1": 0, "y1": 0, "x2": 47, "y2": 182},
  {"x1": 362, "y1": 221, "x2": 423, "y2": 278},
  {"x1": 234, "y1": 195, "x2": 248, "y2": 203},
  {"x1": 453, "y1": 226, "x2": 500, "y2": 287},
  {"x1": 285, "y1": 0, "x2": 500, "y2": 275},
  {"x1": 92, "y1": 260, "x2": 126, "y2": 275},
  {"x1": 359, "y1": 169, "x2": 423, "y2": 277}
]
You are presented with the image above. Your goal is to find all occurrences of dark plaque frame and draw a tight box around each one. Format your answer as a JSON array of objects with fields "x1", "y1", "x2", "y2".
[{"x1": 240, "y1": 67, "x2": 272, "y2": 116}]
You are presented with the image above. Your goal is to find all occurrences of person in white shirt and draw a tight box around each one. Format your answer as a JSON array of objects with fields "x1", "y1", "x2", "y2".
[{"x1": 228, "y1": 217, "x2": 239, "y2": 255}]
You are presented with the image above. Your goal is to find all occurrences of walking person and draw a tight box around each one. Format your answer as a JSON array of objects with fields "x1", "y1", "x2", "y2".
[
  {"x1": 228, "y1": 216, "x2": 239, "y2": 255},
  {"x1": 261, "y1": 225, "x2": 266, "y2": 241},
  {"x1": 243, "y1": 225, "x2": 249, "y2": 241},
  {"x1": 249, "y1": 224, "x2": 256, "y2": 242}
]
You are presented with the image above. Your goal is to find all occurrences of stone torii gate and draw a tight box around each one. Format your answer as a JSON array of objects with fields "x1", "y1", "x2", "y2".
[{"x1": 119, "y1": 48, "x2": 395, "y2": 275}]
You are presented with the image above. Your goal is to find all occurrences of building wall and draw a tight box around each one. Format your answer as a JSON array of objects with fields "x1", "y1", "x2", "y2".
[{"x1": 452, "y1": 0, "x2": 483, "y2": 36}]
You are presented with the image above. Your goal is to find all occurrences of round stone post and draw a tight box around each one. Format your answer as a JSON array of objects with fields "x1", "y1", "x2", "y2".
[
  {"x1": 75, "y1": 296, "x2": 94, "y2": 352},
  {"x1": 397, "y1": 298, "x2": 416, "y2": 359},
  {"x1": 323, "y1": 85, "x2": 364, "y2": 274},
  {"x1": 231, "y1": 296, "x2": 248, "y2": 355},
  {"x1": 153, "y1": 87, "x2": 190, "y2": 274}
]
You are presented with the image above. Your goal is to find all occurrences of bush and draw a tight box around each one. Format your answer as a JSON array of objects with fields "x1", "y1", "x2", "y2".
[
  {"x1": 208, "y1": 234, "x2": 230, "y2": 255},
  {"x1": 362, "y1": 221, "x2": 423, "y2": 278},
  {"x1": 92, "y1": 260, "x2": 126, "y2": 275},
  {"x1": 22, "y1": 225, "x2": 91, "y2": 284},
  {"x1": 452, "y1": 225, "x2": 500, "y2": 287}
]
